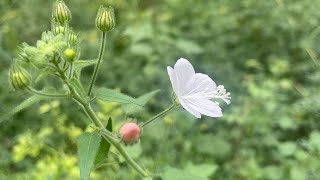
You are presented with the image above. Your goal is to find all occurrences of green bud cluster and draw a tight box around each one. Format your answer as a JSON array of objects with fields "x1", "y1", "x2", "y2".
[
  {"x1": 53, "y1": 0, "x2": 72, "y2": 25},
  {"x1": 95, "y1": 6, "x2": 116, "y2": 32},
  {"x1": 9, "y1": 66, "x2": 31, "y2": 90},
  {"x1": 53, "y1": 26, "x2": 65, "y2": 35}
]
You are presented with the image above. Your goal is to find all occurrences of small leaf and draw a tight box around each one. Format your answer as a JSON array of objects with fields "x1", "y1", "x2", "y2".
[
  {"x1": 95, "y1": 118, "x2": 112, "y2": 165},
  {"x1": 1, "y1": 95, "x2": 43, "y2": 123},
  {"x1": 74, "y1": 59, "x2": 96, "y2": 76},
  {"x1": 162, "y1": 166, "x2": 206, "y2": 180},
  {"x1": 70, "y1": 78, "x2": 87, "y2": 99},
  {"x1": 122, "y1": 90, "x2": 160, "y2": 114},
  {"x1": 77, "y1": 132, "x2": 102, "y2": 180},
  {"x1": 96, "y1": 88, "x2": 142, "y2": 106}
]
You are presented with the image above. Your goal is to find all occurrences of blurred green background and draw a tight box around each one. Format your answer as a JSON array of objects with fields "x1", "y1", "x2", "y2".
[{"x1": 1, "y1": 0, "x2": 320, "y2": 179}]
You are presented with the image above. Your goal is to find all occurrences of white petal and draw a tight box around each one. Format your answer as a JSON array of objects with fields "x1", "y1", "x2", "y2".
[
  {"x1": 184, "y1": 73, "x2": 216, "y2": 98},
  {"x1": 178, "y1": 97, "x2": 201, "y2": 118},
  {"x1": 167, "y1": 66, "x2": 180, "y2": 95},
  {"x1": 184, "y1": 97, "x2": 223, "y2": 117},
  {"x1": 173, "y1": 58, "x2": 196, "y2": 95}
]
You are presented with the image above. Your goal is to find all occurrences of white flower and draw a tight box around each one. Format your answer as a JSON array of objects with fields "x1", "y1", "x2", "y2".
[{"x1": 167, "y1": 58, "x2": 231, "y2": 118}]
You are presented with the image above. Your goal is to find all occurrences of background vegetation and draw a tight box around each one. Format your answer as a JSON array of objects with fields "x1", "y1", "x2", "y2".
[{"x1": 1, "y1": 0, "x2": 320, "y2": 179}]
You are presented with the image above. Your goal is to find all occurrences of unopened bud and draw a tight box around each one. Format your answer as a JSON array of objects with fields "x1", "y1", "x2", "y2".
[
  {"x1": 120, "y1": 122, "x2": 141, "y2": 145},
  {"x1": 64, "y1": 48, "x2": 76, "y2": 62},
  {"x1": 9, "y1": 66, "x2": 31, "y2": 90},
  {"x1": 67, "y1": 31, "x2": 78, "y2": 45},
  {"x1": 53, "y1": 26, "x2": 65, "y2": 35},
  {"x1": 53, "y1": 0, "x2": 72, "y2": 25},
  {"x1": 95, "y1": 6, "x2": 116, "y2": 32},
  {"x1": 17, "y1": 48, "x2": 30, "y2": 63}
]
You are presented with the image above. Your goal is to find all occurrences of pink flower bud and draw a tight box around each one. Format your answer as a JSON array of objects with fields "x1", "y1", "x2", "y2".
[{"x1": 120, "y1": 122, "x2": 141, "y2": 145}]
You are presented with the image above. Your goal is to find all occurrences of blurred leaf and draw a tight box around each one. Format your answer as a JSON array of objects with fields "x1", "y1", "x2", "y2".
[
  {"x1": 73, "y1": 59, "x2": 96, "y2": 77},
  {"x1": 35, "y1": 67, "x2": 50, "y2": 83},
  {"x1": 119, "y1": 142, "x2": 142, "y2": 162},
  {"x1": 192, "y1": 134, "x2": 231, "y2": 158},
  {"x1": 175, "y1": 39, "x2": 203, "y2": 54},
  {"x1": 96, "y1": 88, "x2": 142, "y2": 106},
  {"x1": 1, "y1": 95, "x2": 43, "y2": 123},
  {"x1": 122, "y1": 89, "x2": 160, "y2": 114},
  {"x1": 162, "y1": 166, "x2": 206, "y2": 180},
  {"x1": 309, "y1": 131, "x2": 320, "y2": 151},
  {"x1": 185, "y1": 162, "x2": 218, "y2": 178},
  {"x1": 70, "y1": 78, "x2": 87, "y2": 99},
  {"x1": 95, "y1": 118, "x2": 112, "y2": 165},
  {"x1": 278, "y1": 142, "x2": 296, "y2": 157},
  {"x1": 77, "y1": 132, "x2": 101, "y2": 180}
]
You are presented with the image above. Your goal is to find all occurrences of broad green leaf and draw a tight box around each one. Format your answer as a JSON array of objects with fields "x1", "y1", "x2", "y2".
[
  {"x1": 122, "y1": 90, "x2": 160, "y2": 114},
  {"x1": 96, "y1": 88, "x2": 142, "y2": 106},
  {"x1": 95, "y1": 118, "x2": 112, "y2": 165},
  {"x1": 70, "y1": 78, "x2": 87, "y2": 99},
  {"x1": 162, "y1": 166, "x2": 206, "y2": 180},
  {"x1": 73, "y1": 59, "x2": 96, "y2": 76},
  {"x1": 185, "y1": 162, "x2": 218, "y2": 178},
  {"x1": 1, "y1": 95, "x2": 43, "y2": 123},
  {"x1": 77, "y1": 132, "x2": 101, "y2": 180}
]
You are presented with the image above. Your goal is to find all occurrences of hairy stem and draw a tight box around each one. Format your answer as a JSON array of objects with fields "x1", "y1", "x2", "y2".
[
  {"x1": 27, "y1": 87, "x2": 69, "y2": 98},
  {"x1": 54, "y1": 63, "x2": 149, "y2": 178},
  {"x1": 87, "y1": 32, "x2": 107, "y2": 96},
  {"x1": 141, "y1": 104, "x2": 176, "y2": 128}
]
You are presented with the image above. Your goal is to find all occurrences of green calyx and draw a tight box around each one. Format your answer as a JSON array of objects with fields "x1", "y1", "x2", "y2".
[
  {"x1": 9, "y1": 66, "x2": 31, "y2": 90},
  {"x1": 95, "y1": 6, "x2": 116, "y2": 32},
  {"x1": 67, "y1": 31, "x2": 78, "y2": 45},
  {"x1": 53, "y1": 0, "x2": 72, "y2": 25}
]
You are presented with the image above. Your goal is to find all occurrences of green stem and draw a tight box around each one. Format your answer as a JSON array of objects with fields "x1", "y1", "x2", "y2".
[
  {"x1": 141, "y1": 104, "x2": 176, "y2": 128},
  {"x1": 54, "y1": 63, "x2": 149, "y2": 178},
  {"x1": 87, "y1": 32, "x2": 107, "y2": 96},
  {"x1": 27, "y1": 87, "x2": 69, "y2": 98},
  {"x1": 68, "y1": 62, "x2": 73, "y2": 79}
]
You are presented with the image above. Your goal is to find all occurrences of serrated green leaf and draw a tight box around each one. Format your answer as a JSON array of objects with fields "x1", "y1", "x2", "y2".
[
  {"x1": 1, "y1": 95, "x2": 43, "y2": 123},
  {"x1": 70, "y1": 78, "x2": 87, "y2": 99},
  {"x1": 122, "y1": 89, "x2": 160, "y2": 114},
  {"x1": 162, "y1": 166, "x2": 206, "y2": 180},
  {"x1": 95, "y1": 118, "x2": 112, "y2": 165},
  {"x1": 77, "y1": 132, "x2": 101, "y2": 180},
  {"x1": 96, "y1": 88, "x2": 142, "y2": 106}
]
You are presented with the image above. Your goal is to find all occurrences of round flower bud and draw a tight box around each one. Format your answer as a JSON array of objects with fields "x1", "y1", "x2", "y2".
[
  {"x1": 53, "y1": 26, "x2": 65, "y2": 35},
  {"x1": 120, "y1": 122, "x2": 141, "y2": 145},
  {"x1": 95, "y1": 6, "x2": 116, "y2": 32},
  {"x1": 9, "y1": 66, "x2": 31, "y2": 90},
  {"x1": 67, "y1": 31, "x2": 78, "y2": 45},
  {"x1": 53, "y1": 0, "x2": 72, "y2": 25},
  {"x1": 64, "y1": 48, "x2": 76, "y2": 62}
]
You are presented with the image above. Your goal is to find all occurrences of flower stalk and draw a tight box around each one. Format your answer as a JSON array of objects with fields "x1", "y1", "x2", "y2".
[
  {"x1": 87, "y1": 32, "x2": 107, "y2": 96},
  {"x1": 141, "y1": 104, "x2": 176, "y2": 128}
]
